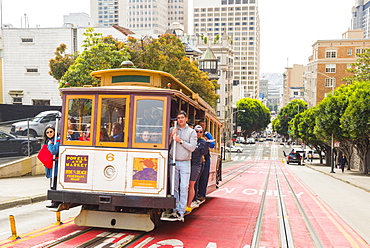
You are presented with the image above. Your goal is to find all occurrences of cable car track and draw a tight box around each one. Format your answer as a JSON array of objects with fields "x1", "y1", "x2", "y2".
[
  {"x1": 40, "y1": 228, "x2": 147, "y2": 248},
  {"x1": 246, "y1": 143, "x2": 324, "y2": 248}
]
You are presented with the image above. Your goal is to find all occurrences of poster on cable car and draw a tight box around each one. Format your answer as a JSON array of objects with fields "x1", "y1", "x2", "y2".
[
  {"x1": 132, "y1": 157, "x2": 158, "y2": 188},
  {"x1": 64, "y1": 155, "x2": 89, "y2": 183}
]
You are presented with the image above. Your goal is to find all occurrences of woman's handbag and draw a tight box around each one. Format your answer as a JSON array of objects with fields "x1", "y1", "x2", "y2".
[{"x1": 37, "y1": 145, "x2": 53, "y2": 169}]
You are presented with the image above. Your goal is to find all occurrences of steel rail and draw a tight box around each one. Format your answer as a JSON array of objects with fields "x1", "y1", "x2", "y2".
[
  {"x1": 277, "y1": 162, "x2": 324, "y2": 248},
  {"x1": 42, "y1": 228, "x2": 93, "y2": 248},
  {"x1": 274, "y1": 160, "x2": 295, "y2": 248},
  {"x1": 250, "y1": 160, "x2": 272, "y2": 248}
]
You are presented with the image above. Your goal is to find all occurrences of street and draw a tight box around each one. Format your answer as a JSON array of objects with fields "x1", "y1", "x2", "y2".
[{"x1": 1, "y1": 140, "x2": 369, "y2": 246}]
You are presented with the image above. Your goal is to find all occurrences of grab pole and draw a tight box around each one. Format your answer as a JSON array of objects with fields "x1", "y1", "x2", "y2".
[
  {"x1": 50, "y1": 115, "x2": 60, "y2": 190},
  {"x1": 170, "y1": 121, "x2": 177, "y2": 196}
]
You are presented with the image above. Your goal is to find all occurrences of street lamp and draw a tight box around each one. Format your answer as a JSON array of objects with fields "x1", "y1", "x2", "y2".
[
  {"x1": 222, "y1": 109, "x2": 246, "y2": 160},
  {"x1": 313, "y1": 70, "x2": 336, "y2": 173}
]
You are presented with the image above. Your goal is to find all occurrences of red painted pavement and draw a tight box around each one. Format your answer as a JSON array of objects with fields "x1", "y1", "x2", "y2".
[{"x1": 1, "y1": 159, "x2": 369, "y2": 247}]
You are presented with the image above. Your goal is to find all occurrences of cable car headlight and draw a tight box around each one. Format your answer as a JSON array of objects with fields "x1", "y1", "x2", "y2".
[{"x1": 104, "y1": 165, "x2": 117, "y2": 180}]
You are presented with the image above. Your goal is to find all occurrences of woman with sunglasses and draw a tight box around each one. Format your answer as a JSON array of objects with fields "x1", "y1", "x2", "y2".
[
  {"x1": 43, "y1": 126, "x2": 61, "y2": 208},
  {"x1": 186, "y1": 125, "x2": 209, "y2": 214}
]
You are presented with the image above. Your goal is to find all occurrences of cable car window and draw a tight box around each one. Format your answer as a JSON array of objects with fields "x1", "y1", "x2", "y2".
[
  {"x1": 64, "y1": 96, "x2": 94, "y2": 145},
  {"x1": 134, "y1": 98, "x2": 165, "y2": 145},
  {"x1": 99, "y1": 97, "x2": 128, "y2": 143}
]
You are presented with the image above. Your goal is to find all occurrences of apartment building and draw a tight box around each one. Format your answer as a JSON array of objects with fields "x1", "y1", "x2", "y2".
[
  {"x1": 193, "y1": 0, "x2": 260, "y2": 101},
  {"x1": 305, "y1": 30, "x2": 370, "y2": 107},
  {"x1": 282, "y1": 64, "x2": 305, "y2": 107},
  {"x1": 192, "y1": 35, "x2": 234, "y2": 142},
  {"x1": 90, "y1": 0, "x2": 188, "y2": 35}
]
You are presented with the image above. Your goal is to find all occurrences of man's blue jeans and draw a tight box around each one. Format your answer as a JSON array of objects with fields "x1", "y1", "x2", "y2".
[{"x1": 170, "y1": 160, "x2": 190, "y2": 216}]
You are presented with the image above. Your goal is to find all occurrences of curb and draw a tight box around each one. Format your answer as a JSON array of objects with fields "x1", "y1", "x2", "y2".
[
  {"x1": 0, "y1": 194, "x2": 47, "y2": 210},
  {"x1": 305, "y1": 165, "x2": 370, "y2": 193}
]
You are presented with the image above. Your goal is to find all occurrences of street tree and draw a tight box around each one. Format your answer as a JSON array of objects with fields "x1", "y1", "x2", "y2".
[
  {"x1": 125, "y1": 34, "x2": 218, "y2": 108},
  {"x1": 289, "y1": 107, "x2": 327, "y2": 163},
  {"x1": 49, "y1": 44, "x2": 78, "y2": 81},
  {"x1": 340, "y1": 82, "x2": 370, "y2": 174},
  {"x1": 315, "y1": 85, "x2": 357, "y2": 169},
  {"x1": 236, "y1": 98, "x2": 270, "y2": 139},
  {"x1": 60, "y1": 28, "x2": 130, "y2": 88},
  {"x1": 272, "y1": 99, "x2": 307, "y2": 139}
]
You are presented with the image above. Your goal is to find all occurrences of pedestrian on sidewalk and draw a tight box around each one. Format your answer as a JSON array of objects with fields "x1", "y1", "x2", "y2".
[{"x1": 338, "y1": 153, "x2": 348, "y2": 173}]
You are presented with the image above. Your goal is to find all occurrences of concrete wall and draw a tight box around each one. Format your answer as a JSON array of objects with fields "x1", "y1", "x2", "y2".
[{"x1": 0, "y1": 155, "x2": 45, "y2": 178}]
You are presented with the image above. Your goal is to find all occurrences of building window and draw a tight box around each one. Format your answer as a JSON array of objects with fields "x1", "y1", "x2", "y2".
[
  {"x1": 33, "y1": 100, "x2": 50, "y2": 106},
  {"x1": 13, "y1": 98, "x2": 23, "y2": 104},
  {"x1": 325, "y1": 78, "x2": 336, "y2": 87},
  {"x1": 26, "y1": 68, "x2": 38, "y2": 73},
  {"x1": 325, "y1": 64, "x2": 336, "y2": 73},
  {"x1": 356, "y1": 48, "x2": 364, "y2": 57},
  {"x1": 347, "y1": 49, "x2": 352, "y2": 55},
  {"x1": 326, "y1": 50, "x2": 336, "y2": 58},
  {"x1": 21, "y1": 38, "x2": 34, "y2": 43}
]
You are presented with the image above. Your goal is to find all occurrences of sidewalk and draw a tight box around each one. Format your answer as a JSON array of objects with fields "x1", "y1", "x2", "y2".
[
  {"x1": 304, "y1": 160, "x2": 370, "y2": 193},
  {"x1": 0, "y1": 175, "x2": 49, "y2": 210},
  {"x1": 0, "y1": 160, "x2": 369, "y2": 210}
]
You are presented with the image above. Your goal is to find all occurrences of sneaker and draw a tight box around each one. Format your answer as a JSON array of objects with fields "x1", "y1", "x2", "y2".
[
  {"x1": 161, "y1": 211, "x2": 179, "y2": 221},
  {"x1": 197, "y1": 197, "x2": 206, "y2": 203},
  {"x1": 178, "y1": 215, "x2": 185, "y2": 222},
  {"x1": 191, "y1": 201, "x2": 199, "y2": 209},
  {"x1": 184, "y1": 206, "x2": 193, "y2": 215}
]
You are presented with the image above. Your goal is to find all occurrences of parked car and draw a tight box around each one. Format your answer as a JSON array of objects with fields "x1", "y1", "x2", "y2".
[
  {"x1": 286, "y1": 151, "x2": 303, "y2": 165},
  {"x1": 11, "y1": 110, "x2": 61, "y2": 137},
  {"x1": 235, "y1": 137, "x2": 245, "y2": 144},
  {"x1": 246, "y1": 138, "x2": 255, "y2": 144},
  {"x1": 306, "y1": 149, "x2": 325, "y2": 159},
  {"x1": 0, "y1": 131, "x2": 41, "y2": 156},
  {"x1": 225, "y1": 146, "x2": 243, "y2": 153}
]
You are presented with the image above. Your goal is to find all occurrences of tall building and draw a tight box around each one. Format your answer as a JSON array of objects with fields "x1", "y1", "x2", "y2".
[
  {"x1": 304, "y1": 30, "x2": 370, "y2": 107},
  {"x1": 63, "y1": 13, "x2": 93, "y2": 27},
  {"x1": 282, "y1": 64, "x2": 305, "y2": 107},
  {"x1": 90, "y1": 0, "x2": 188, "y2": 35},
  {"x1": 352, "y1": 0, "x2": 370, "y2": 37},
  {"x1": 193, "y1": 0, "x2": 260, "y2": 101}
]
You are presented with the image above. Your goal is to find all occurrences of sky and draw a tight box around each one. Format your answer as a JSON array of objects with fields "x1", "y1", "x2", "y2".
[{"x1": 1, "y1": 0, "x2": 356, "y2": 74}]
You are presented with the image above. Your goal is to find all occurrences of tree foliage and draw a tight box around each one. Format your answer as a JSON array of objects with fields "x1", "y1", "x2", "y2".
[
  {"x1": 49, "y1": 44, "x2": 78, "y2": 81},
  {"x1": 60, "y1": 28, "x2": 130, "y2": 88},
  {"x1": 289, "y1": 107, "x2": 327, "y2": 163},
  {"x1": 125, "y1": 34, "x2": 218, "y2": 108},
  {"x1": 340, "y1": 82, "x2": 370, "y2": 174},
  {"x1": 273, "y1": 99, "x2": 307, "y2": 137},
  {"x1": 344, "y1": 48, "x2": 370, "y2": 83},
  {"x1": 236, "y1": 98, "x2": 270, "y2": 138}
]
